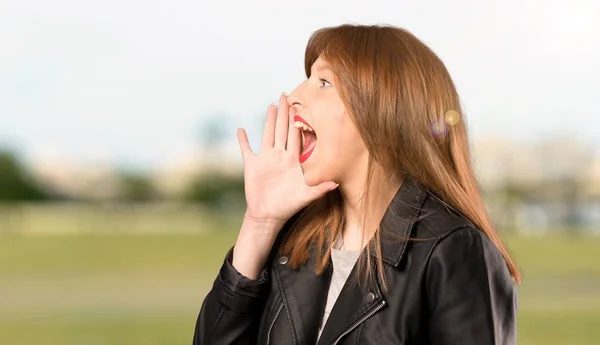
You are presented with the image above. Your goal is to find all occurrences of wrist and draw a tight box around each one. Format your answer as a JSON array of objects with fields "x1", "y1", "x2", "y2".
[{"x1": 242, "y1": 212, "x2": 285, "y2": 234}]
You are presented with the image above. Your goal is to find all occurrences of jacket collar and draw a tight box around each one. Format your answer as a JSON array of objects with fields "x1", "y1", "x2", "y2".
[
  {"x1": 272, "y1": 176, "x2": 429, "y2": 345},
  {"x1": 377, "y1": 175, "x2": 429, "y2": 266}
]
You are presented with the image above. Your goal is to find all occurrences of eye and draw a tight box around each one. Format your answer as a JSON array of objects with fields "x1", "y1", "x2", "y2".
[{"x1": 319, "y1": 78, "x2": 332, "y2": 88}]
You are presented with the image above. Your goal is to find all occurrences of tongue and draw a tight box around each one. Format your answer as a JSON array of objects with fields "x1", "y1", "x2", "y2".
[{"x1": 303, "y1": 132, "x2": 317, "y2": 152}]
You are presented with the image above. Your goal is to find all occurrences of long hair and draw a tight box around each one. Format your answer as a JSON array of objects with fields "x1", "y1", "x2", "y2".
[{"x1": 280, "y1": 24, "x2": 521, "y2": 286}]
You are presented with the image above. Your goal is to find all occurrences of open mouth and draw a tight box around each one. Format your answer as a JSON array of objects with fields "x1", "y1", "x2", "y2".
[{"x1": 293, "y1": 115, "x2": 317, "y2": 163}]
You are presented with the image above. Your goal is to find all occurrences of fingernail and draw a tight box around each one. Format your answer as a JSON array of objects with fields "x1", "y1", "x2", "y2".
[{"x1": 329, "y1": 183, "x2": 339, "y2": 191}]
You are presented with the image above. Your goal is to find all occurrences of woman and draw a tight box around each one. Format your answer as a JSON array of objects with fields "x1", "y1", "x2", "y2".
[{"x1": 194, "y1": 24, "x2": 520, "y2": 345}]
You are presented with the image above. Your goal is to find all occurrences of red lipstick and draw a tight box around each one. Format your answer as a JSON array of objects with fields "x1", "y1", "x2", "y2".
[
  {"x1": 294, "y1": 115, "x2": 313, "y2": 129},
  {"x1": 299, "y1": 145, "x2": 315, "y2": 163},
  {"x1": 294, "y1": 115, "x2": 317, "y2": 164}
]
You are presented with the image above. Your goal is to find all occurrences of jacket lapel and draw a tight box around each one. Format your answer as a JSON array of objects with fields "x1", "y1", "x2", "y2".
[
  {"x1": 274, "y1": 246, "x2": 332, "y2": 345},
  {"x1": 378, "y1": 176, "x2": 429, "y2": 266},
  {"x1": 274, "y1": 176, "x2": 429, "y2": 345},
  {"x1": 315, "y1": 262, "x2": 385, "y2": 345}
]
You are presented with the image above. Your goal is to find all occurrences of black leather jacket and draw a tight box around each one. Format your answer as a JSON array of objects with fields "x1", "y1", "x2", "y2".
[{"x1": 194, "y1": 177, "x2": 518, "y2": 345}]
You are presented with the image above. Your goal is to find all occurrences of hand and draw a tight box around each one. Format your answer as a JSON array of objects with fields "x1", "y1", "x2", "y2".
[{"x1": 236, "y1": 93, "x2": 339, "y2": 230}]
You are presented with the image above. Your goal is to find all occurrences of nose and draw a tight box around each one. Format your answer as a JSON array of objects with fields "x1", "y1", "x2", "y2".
[
  {"x1": 287, "y1": 84, "x2": 304, "y2": 110},
  {"x1": 286, "y1": 93, "x2": 301, "y2": 110}
]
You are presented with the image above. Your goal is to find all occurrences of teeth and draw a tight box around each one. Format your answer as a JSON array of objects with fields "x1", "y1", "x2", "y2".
[{"x1": 294, "y1": 121, "x2": 314, "y2": 132}]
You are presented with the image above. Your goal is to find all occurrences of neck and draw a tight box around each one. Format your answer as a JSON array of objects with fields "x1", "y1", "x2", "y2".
[{"x1": 338, "y1": 164, "x2": 402, "y2": 251}]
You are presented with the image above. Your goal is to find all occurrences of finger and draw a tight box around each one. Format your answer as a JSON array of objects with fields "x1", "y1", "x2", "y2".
[
  {"x1": 237, "y1": 128, "x2": 254, "y2": 162},
  {"x1": 304, "y1": 182, "x2": 339, "y2": 202},
  {"x1": 261, "y1": 104, "x2": 277, "y2": 150},
  {"x1": 274, "y1": 93, "x2": 289, "y2": 149},
  {"x1": 286, "y1": 106, "x2": 301, "y2": 155}
]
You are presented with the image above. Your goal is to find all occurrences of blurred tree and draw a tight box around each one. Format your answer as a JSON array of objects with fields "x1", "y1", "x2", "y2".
[
  {"x1": 116, "y1": 172, "x2": 156, "y2": 202},
  {"x1": 560, "y1": 175, "x2": 584, "y2": 233},
  {"x1": 0, "y1": 150, "x2": 47, "y2": 201},
  {"x1": 183, "y1": 170, "x2": 245, "y2": 210}
]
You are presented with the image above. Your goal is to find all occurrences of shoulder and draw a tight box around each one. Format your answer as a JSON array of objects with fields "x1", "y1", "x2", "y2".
[
  {"x1": 424, "y1": 225, "x2": 516, "y2": 307},
  {"x1": 411, "y1": 193, "x2": 514, "y2": 287},
  {"x1": 412, "y1": 192, "x2": 476, "y2": 239},
  {"x1": 420, "y1": 224, "x2": 518, "y2": 344},
  {"x1": 423, "y1": 225, "x2": 517, "y2": 318},
  {"x1": 428, "y1": 225, "x2": 506, "y2": 271}
]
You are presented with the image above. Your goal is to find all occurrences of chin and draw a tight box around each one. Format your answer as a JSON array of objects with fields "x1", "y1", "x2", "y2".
[
  {"x1": 302, "y1": 165, "x2": 320, "y2": 186},
  {"x1": 302, "y1": 164, "x2": 336, "y2": 188},
  {"x1": 302, "y1": 169, "x2": 319, "y2": 187}
]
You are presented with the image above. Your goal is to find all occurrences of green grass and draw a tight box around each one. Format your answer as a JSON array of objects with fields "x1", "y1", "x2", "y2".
[
  {"x1": 1, "y1": 231, "x2": 599, "y2": 344},
  {"x1": 518, "y1": 309, "x2": 600, "y2": 345},
  {"x1": 0, "y1": 315, "x2": 194, "y2": 345},
  {"x1": 506, "y1": 234, "x2": 600, "y2": 277}
]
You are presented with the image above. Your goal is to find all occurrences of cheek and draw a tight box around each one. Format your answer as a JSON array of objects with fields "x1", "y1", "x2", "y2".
[
  {"x1": 304, "y1": 132, "x2": 365, "y2": 185},
  {"x1": 316, "y1": 120, "x2": 366, "y2": 166},
  {"x1": 303, "y1": 101, "x2": 366, "y2": 182},
  {"x1": 317, "y1": 104, "x2": 363, "y2": 152}
]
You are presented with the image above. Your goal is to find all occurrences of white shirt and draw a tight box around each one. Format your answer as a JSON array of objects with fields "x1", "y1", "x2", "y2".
[{"x1": 316, "y1": 239, "x2": 360, "y2": 342}]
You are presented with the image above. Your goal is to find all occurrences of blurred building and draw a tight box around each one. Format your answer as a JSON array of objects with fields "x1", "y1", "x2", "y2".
[
  {"x1": 22, "y1": 134, "x2": 600, "y2": 234},
  {"x1": 473, "y1": 135, "x2": 594, "y2": 185},
  {"x1": 29, "y1": 155, "x2": 120, "y2": 200},
  {"x1": 151, "y1": 142, "x2": 243, "y2": 198},
  {"x1": 472, "y1": 135, "x2": 598, "y2": 234}
]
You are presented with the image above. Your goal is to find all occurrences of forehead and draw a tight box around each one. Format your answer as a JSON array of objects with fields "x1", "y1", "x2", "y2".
[{"x1": 311, "y1": 57, "x2": 332, "y2": 73}]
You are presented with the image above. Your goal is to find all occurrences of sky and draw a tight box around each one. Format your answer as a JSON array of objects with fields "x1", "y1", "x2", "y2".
[{"x1": 0, "y1": 0, "x2": 599, "y2": 170}]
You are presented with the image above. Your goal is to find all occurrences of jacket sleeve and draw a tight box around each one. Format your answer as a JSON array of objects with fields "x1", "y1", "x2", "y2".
[
  {"x1": 425, "y1": 227, "x2": 518, "y2": 345},
  {"x1": 193, "y1": 246, "x2": 269, "y2": 345},
  {"x1": 193, "y1": 210, "x2": 303, "y2": 345}
]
